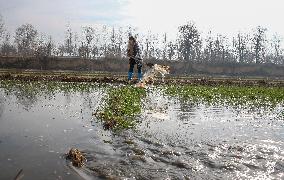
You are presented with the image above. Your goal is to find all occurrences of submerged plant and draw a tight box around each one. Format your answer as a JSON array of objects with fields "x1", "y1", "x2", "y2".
[{"x1": 94, "y1": 85, "x2": 146, "y2": 130}]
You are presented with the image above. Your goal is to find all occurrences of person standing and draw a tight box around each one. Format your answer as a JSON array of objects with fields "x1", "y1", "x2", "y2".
[{"x1": 127, "y1": 36, "x2": 142, "y2": 82}]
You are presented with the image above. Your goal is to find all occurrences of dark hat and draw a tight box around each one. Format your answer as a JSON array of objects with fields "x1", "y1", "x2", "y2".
[{"x1": 129, "y1": 36, "x2": 135, "y2": 40}]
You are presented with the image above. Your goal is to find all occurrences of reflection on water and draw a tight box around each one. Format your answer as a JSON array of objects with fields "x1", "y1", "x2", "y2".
[
  {"x1": 0, "y1": 96, "x2": 4, "y2": 119},
  {"x1": 136, "y1": 89, "x2": 284, "y2": 179},
  {"x1": 0, "y1": 81, "x2": 107, "y2": 180},
  {"x1": 0, "y1": 81, "x2": 283, "y2": 179}
]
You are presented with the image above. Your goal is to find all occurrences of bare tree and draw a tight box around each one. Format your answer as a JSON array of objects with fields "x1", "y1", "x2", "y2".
[
  {"x1": 100, "y1": 25, "x2": 109, "y2": 57},
  {"x1": 57, "y1": 44, "x2": 65, "y2": 56},
  {"x1": 46, "y1": 36, "x2": 54, "y2": 56},
  {"x1": 194, "y1": 35, "x2": 203, "y2": 61},
  {"x1": 35, "y1": 35, "x2": 54, "y2": 57},
  {"x1": 167, "y1": 40, "x2": 178, "y2": 61},
  {"x1": 78, "y1": 42, "x2": 88, "y2": 58},
  {"x1": 73, "y1": 32, "x2": 79, "y2": 56},
  {"x1": 89, "y1": 25, "x2": 102, "y2": 58},
  {"x1": 114, "y1": 27, "x2": 124, "y2": 58},
  {"x1": 104, "y1": 26, "x2": 126, "y2": 58},
  {"x1": 232, "y1": 32, "x2": 251, "y2": 63},
  {"x1": 178, "y1": 22, "x2": 202, "y2": 61},
  {"x1": 268, "y1": 33, "x2": 283, "y2": 64},
  {"x1": 64, "y1": 24, "x2": 75, "y2": 56},
  {"x1": 82, "y1": 26, "x2": 96, "y2": 58},
  {"x1": 0, "y1": 15, "x2": 17, "y2": 56},
  {"x1": 91, "y1": 42, "x2": 99, "y2": 59},
  {"x1": 143, "y1": 33, "x2": 150, "y2": 59},
  {"x1": 107, "y1": 27, "x2": 124, "y2": 58},
  {"x1": 161, "y1": 33, "x2": 167, "y2": 60},
  {"x1": 252, "y1": 26, "x2": 267, "y2": 63},
  {"x1": 1, "y1": 33, "x2": 16, "y2": 56},
  {"x1": 0, "y1": 14, "x2": 5, "y2": 42},
  {"x1": 212, "y1": 34, "x2": 231, "y2": 62},
  {"x1": 14, "y1": 23, "x2": 38, "y2": 56},
  {"x1": 142, "y1": 31, "x2": 159, "y2": 59},
  {"x1": 158, "y1": 33, "x2": 178, "y2": 61},
  {"x1": 203, "y1": 31, "x2": 214, "y2": 62}
]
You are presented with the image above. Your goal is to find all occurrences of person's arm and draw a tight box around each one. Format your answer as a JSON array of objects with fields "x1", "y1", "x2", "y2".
[{"x1": 133, "y1": 43, "x2": 140, "y2": 57}]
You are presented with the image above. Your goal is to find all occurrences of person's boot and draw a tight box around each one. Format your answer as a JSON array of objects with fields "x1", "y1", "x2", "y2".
[
  {"x1": 138, "y1": 72, "x2": 143, "y2": 82},
  {"x1": 128, "y1": 72, "x2": 133, "y2": 83}
]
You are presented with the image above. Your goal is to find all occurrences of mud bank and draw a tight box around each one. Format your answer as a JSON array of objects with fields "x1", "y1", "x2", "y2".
[{"x1": 0, "y1": 69, "x2": 284, "y2": 87}]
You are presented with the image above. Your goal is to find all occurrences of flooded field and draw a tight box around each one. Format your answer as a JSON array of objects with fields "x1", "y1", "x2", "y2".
[{"x1": 0, "y1": 80, "x2": 283, "y2": 179}]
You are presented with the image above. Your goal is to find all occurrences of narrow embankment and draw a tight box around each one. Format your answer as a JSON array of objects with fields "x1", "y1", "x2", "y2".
[{"x1": 0, "y1": 69, "x2": 284, "y2": 87}]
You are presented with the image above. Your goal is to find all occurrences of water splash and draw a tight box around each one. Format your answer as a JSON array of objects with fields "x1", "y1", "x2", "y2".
[{"x1": 136, "y1": 64, "x2": 170, "y2": 88}]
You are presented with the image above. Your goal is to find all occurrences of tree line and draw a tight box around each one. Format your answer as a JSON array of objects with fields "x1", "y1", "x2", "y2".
[{"x1": 0, "y1": 14, "x2": 283, "y2": 65}]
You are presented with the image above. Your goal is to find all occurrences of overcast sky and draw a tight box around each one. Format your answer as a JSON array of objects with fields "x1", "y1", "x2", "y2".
[{"x1": 0, "y1": 0, "x2": 283, "y2": 42}]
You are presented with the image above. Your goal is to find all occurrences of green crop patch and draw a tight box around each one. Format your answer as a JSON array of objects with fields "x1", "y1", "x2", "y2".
[
  {"x1": 164, "y1": 85, "x2": 284, "y2": 106},
  {"x1": 94, "y1": 86, "x2": 146, "y2": 131}
]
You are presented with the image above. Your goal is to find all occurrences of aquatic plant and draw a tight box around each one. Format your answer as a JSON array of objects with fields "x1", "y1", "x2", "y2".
[
  {"x1": 164, "y1": 85, "x2": 284, "y2": 106},
  {"x1": 94, "y1": 85, "x2": 146, "y2": 130}
]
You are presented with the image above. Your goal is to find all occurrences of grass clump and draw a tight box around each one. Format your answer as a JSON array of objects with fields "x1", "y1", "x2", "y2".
[{"x1": 94, "y1": 86, "x2": 146, "y2": 130}]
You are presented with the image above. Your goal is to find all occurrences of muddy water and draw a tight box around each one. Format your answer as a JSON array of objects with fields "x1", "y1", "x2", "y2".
[{"x1": 0, "y1": 82, "x2": 283, "y2": 180}]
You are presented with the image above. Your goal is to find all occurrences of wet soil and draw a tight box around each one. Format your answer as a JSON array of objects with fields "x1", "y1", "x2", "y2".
[{"x1": 0, "y1": 69, "x2": 284, "y2": 87}]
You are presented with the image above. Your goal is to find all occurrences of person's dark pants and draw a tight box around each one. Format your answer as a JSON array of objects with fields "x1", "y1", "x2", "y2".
[{"x1": 128, "y1": 58, "x2": 142, "y2": 81}]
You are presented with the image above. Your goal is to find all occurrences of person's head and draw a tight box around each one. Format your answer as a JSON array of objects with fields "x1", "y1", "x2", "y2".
[{"x1": 129, "y1": 36, "x2": 136, "y2": 42}]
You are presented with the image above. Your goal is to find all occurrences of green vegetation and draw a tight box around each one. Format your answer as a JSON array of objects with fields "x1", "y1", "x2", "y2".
[
  {"x1": 94, "y1": 86, "x2": 146, "y2": 130},
  {"x1": 165, "y1": 85, "x2": 284, "y2": 105}
]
